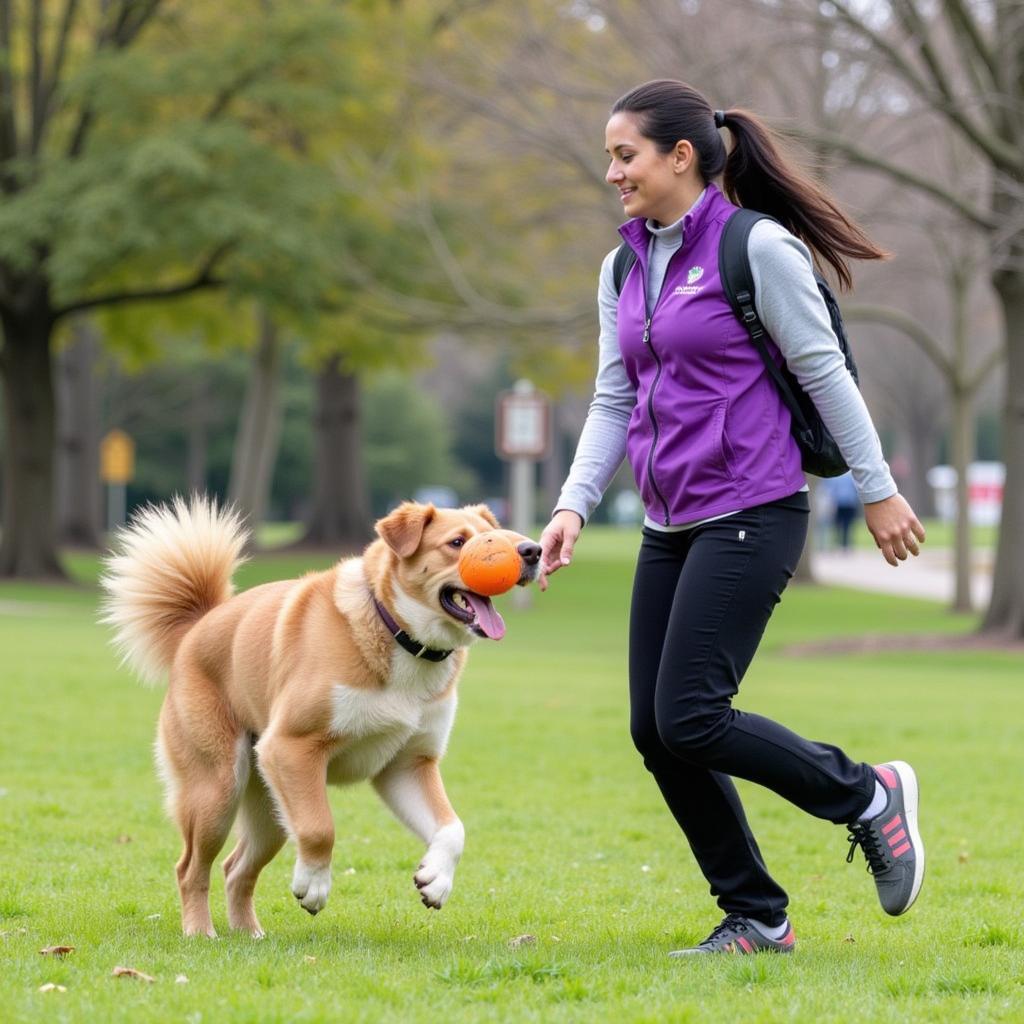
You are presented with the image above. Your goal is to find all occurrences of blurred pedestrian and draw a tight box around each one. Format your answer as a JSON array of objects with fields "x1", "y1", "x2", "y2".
[{"x1": 824, "y1": 471, "x2": 860, "y2": 550}]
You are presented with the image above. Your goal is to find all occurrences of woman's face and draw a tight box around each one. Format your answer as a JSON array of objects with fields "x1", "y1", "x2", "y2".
[{"x1": 604, "y1": 111, "x2": 691, "y2": 225}]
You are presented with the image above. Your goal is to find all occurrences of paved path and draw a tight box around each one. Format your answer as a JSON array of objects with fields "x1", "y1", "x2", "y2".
[{"x1": 813, "y1": 547, "x2": 992, "y2": 606}]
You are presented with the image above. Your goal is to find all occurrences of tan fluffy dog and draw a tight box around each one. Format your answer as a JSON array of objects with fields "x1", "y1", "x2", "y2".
[{"x1": 101, "y1": 497, "x2": 539, "y2": 938}]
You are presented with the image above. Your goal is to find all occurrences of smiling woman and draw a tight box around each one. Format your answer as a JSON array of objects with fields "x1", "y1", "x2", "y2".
[{"x1": 539, "y1": 77, "x2": 927, "y2": 958}]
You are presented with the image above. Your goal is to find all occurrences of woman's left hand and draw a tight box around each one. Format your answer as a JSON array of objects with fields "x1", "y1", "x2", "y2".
[{"x1": 863, "y1": 493, "x2": 926, "y2": 566}]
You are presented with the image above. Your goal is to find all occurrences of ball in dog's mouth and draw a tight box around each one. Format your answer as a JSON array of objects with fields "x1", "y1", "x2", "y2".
[{"x1": 440, "y1": 586, "x2": 506, "y2": 640}]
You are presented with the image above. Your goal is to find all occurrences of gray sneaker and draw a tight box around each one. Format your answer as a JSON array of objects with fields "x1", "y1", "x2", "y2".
[
  {"x1": 846, "y1": 760, "x2": 924, "y2": 916},
  {"x1": 668, "y1": 913, "x2": 796, "y2": 956}
]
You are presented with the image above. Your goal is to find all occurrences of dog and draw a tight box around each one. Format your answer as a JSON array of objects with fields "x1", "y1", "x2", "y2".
[{"x1": 101, "y1": 497, "x2": 540, "y2": 938}]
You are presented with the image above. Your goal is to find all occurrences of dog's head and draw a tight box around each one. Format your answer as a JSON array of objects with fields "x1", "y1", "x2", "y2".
[{"x1": 368, "y1": 501, "x2": 540, "y2": 649}]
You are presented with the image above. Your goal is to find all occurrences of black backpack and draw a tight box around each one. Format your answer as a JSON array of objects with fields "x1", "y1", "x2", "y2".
[{"x1": 611, "y1": 208, "x2": 857, "y2": 478}]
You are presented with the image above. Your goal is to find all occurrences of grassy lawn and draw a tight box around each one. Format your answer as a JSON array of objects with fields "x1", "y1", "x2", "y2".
[{"x1": 1, "y1": 527, "x2": 1022, "y2": 1022}]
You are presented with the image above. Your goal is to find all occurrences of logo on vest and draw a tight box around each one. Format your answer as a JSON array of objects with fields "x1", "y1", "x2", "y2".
[{"x1": 674, "y1": 265, "x2": 706, "y2": 296}]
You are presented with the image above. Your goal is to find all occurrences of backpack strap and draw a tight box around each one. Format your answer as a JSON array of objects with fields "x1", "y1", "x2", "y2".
[
  {"x1": 612, "y1": 242, "x2": 637, "y2": 296},
  {"x1": 718, "y1": 208, "x2": 813, "y2": 436}
]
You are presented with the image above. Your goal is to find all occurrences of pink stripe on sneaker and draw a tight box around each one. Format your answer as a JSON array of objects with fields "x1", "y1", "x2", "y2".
[
  {"x1": 881, "y1": 814, "x2": 903, "y2": 835},
  {"x1": 887, "y1": 828, "x2": 907, "y2": 846},
  {"x1": 892, "y1": 841, "x2": 911, "y2": 857},
  {"x1": 779, "y1": 928, "x2": 795, "y2": 947},
  {"x1": 875, "y1": 765, "x2": 898, "y2": 789},
  {"x1": 736, "y1": 936, "x2": 753, "y2": 954}
]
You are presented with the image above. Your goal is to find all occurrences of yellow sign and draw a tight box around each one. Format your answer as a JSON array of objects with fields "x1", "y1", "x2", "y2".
[{"x1": 100, "y1": 429, "x2": 135, "y2": 484}]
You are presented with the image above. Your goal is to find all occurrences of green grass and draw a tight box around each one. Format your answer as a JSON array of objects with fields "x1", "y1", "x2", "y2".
[{"x1": 1, "y1": 528, "x2": 1022, "y2": 1022}]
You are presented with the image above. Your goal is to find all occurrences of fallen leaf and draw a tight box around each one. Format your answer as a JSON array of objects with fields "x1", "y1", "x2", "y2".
[
  {"x1": 145, "y1": 914, "x2": 161, "y2": 921},
  {"x1": 508, "y1": 934, "x2": 536, "y2": 949},
  {"x1": 175, "y1": 974, "x2": 189, "y2": 984},
  {"x1": 39, "y1": 945, "x2": 75, "y2": 957},
  {"x1": 116, "y1": 835, "x2": 132, "y2": 844},
  {"x1": 112, "y1": 966, "x2": 155, "y2": 983},
  {"x1": 38, "y1": 983, "x2": 67, "y2": 993},
  {"x1": 844, "y1": 935, "x2": 856, "y2": 943},
  {"x1": 304, "y1": 955, "x2": 317, "y2": 963},
  {"x1": 343, "y1": 867, "x2": 356, "y2": 875},
  {"x1": 958, "y1": 851, "x2": 970, "y2": 864}
]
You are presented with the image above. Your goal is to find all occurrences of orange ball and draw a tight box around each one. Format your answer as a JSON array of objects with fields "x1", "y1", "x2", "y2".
[{"x1": 458, "y1": 533, "x2": 520, "y2": 596}]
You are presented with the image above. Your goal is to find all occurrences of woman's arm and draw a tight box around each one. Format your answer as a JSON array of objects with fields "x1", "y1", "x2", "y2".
[{"x1": 541, "y1": 248, "x2": 636, "y2": 584}]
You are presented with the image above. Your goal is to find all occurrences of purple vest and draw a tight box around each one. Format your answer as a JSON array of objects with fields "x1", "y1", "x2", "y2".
[{"x1": 617, "y1": 185, "x2": 805, "y2": 525}]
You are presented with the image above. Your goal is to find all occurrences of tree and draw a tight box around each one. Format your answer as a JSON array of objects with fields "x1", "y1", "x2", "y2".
[
  {"x1": 0, "y1": 1, "x2": 350, "y2": 577},
  {"x1": 773, "y1": 0, "x2": 1024, "y2": 636},
  {"x1": 227, "y1": 309, "x2": 284, "y2": 541}
]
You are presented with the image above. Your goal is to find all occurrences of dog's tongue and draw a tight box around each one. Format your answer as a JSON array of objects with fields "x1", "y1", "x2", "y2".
[{"x1": 464, "y1": 592, "x2": 506, "y2": 640}]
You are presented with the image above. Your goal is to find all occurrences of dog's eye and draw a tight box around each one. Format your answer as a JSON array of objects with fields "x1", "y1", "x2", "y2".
[{"x1": 449, "y1": 537, "x2": 466, "y2": 549}]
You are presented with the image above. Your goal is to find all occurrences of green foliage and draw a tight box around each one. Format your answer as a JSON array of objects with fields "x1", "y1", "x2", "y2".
[
  {"x1": 0, "y1": 5, "x2": 351, "y2": 324},
  {"x1": 363, "y1": 370, "x2": 476, "y2": 513}
]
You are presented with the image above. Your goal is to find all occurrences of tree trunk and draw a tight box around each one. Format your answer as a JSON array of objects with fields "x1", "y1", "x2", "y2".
[
  {"x1": 950, "y1": 386, "x2": 974, "y2": 614},
  {"x1": 298, "y1": 356, "x2": 370, "y2": 549},
  {"x1": 903, "y1": 418, "x2": 937, "y2": 519},
  {"x1": 186, "y1": 374, "x2": 210, "y2": 496},
  {"x1": 0, "y1": 308, "x2": 65, "y2": 578},
  {"x1": 228, "y1": 309, "x2": 283, "y2": 542},
  {"x1": 981, "y1": 271, "x2": 1024, "y2": 637},
  {"x1": 55, "y1": 319, "x2": 103, "y2": 547}
]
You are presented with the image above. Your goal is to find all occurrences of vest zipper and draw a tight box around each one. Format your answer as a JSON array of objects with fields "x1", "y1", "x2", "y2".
[{"x1": 642, "y1": 316, "x2": 672, "y2": 526}]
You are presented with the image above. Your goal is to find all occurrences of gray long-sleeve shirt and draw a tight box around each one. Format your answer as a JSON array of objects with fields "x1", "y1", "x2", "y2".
[{"x1": 555, "y1": 193, "x2": 896, "y2": 527}]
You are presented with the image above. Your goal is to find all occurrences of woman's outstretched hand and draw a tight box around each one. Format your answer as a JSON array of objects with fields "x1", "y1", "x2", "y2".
[
  {"x1": 538, "y1": 510, "x2": 584, "y2": 591},
  {"x1": 863, "y1": 493, "x2": 926, "y2": 567}
]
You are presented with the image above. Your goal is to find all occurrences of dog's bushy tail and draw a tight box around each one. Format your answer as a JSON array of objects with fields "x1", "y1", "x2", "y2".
[{"x1": 100, "y1": 496, "x2": 249, "y2": 685}]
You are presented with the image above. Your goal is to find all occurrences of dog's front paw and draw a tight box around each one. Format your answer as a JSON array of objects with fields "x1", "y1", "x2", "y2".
[
  {"x1": 414, "y1": 851, "x2": 455, "y2": 910},
  {"x1": 291, "y1": 860, "x2": 331, "y2": 915}
]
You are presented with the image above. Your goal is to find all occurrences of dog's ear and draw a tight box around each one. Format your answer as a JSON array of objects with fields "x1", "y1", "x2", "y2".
[
  {"x1": 375, "y1": 502, "x2": 436, "y2": 558},
  {"x1": 468, "y1": 503, "x2": 501, "y2": 529}
]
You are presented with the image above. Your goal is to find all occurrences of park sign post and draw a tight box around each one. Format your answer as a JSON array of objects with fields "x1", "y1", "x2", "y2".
[
  {"x1": 100, "y1": 429, "x2": 135, "y2": 533},
  {"x1": 496, "y1": 380, "x2": 550, "y2": 608}
]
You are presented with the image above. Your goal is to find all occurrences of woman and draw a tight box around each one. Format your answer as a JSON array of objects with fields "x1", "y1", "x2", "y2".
[{"x1": 539, "y1": 80, "x2": 926, "y2": 955}]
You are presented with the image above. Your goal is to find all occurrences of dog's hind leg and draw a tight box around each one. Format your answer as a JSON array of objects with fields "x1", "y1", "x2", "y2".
[
  {"x1": 159, "y1": 696, "x2": 247, "y2": 938},
  {"x1": 223, "y1": 764, "x2": 287, "y2": 938}
]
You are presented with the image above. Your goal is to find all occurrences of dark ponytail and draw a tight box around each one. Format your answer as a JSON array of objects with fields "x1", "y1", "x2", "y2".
[{"x1": 613, "y1": 81, "x2": 888, "y2": 291}]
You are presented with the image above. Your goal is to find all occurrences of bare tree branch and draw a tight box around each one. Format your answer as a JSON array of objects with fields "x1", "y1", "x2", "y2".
[
  {"x1": 204, "y1": 64, "x2": 273, "y2": 122},
  {"x1": 829, "y1": 0, "x2": 1023, "y2": 173},
  {"x1": 68, "y1": 0, "x2": 164, "y2": 159},
  {"x1": 967, "y1": 345, "x2": 1006, "y2": 393},
  {"x1": 825, "y1": 1, "x2": 935, "y2": 106},
  {"x1": 412, "y1": 180, "x2": 546, "y2": 318},
  {"x1": 431, "y1": 0, "x2": 498, "y2": 35},
  {"x1": 941, "y1": 0, "x2": 1001, "y2": 101},
  {"x1": 29, "y1": 0, "x2": 43, "y2": 151},
  {"x1": 843, "y1": 302, "x2": 953, "y2": 377},
  {"x1": 333, "y1": 254, "x2": 593, "y2": 333},
  {"x1": 34, "y1": 0, "x2": 82, "y2": 154},
  {"x1": 789, "y1": 126, "x2": 998, "y2": 231},
  {"x1": 53, "y1": 242, "x2": 232, "y2": 319}
]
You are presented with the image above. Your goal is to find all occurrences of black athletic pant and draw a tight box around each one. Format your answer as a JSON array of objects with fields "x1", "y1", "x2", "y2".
[{"x1": 628, "y1": 492, "x2": 876, "y2": 927}]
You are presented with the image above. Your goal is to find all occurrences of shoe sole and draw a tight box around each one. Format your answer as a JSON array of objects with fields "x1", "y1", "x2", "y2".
[
  {"x1": 888, "y1": 760, "x2": 925, "y2": 914},
  {"x1": 668, "y1": 944, "x2": 795, "y2": 957}
]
